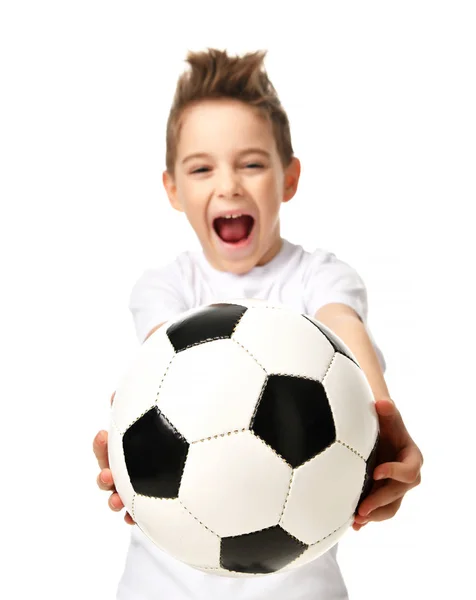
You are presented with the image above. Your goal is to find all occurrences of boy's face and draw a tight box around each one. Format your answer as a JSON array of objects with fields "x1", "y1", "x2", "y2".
[{"x1": 163, "y1": 98, "x2": 300, "y2": 274}]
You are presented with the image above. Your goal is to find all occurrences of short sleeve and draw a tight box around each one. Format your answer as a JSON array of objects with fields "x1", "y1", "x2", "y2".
[
  {"x1": 303, "y1": 251, "x2": 368, "y2": 322},
  {"x1": 303, "y1": 250, "x2": 386, "y2": 372},
  {"x1": 128, "y1": 261, "x2": 188, "y2": 344}
]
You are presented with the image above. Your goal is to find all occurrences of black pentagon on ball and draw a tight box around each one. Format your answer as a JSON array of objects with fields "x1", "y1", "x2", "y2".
[
  {"x1": 123, "y1": 407, "x2": 189, "y2": 498},
  {"x1": 221, "y1": 525, "x2": 307, "y2": 574},
  {"x1": 355, "y1": 434, "x2": 380, "y2": 513},
  {"x1": 303, "y1": 314, "x2": 359, "y2": 367},
  {"x1": 166, "y1": 303, "x2": 248, "y2": 352},
  {"x1": 251, "y1": 375, "x2": 336, "y2": 468}
]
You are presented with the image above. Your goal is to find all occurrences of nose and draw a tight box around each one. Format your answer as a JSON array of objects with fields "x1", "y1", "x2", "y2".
[{"x1": 215, "y1": 167, "x2": 243, "y2": 198}]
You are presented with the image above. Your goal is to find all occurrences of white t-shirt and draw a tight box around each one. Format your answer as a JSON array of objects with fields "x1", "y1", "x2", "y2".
[{"x1": 117, "y1": 238, "x2": 385, "y2": 600}]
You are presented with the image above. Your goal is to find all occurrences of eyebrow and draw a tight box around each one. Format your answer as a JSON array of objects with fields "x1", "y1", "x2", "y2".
[{"x1": 181, "y1": 148, "x2": 271, "y2": 165}]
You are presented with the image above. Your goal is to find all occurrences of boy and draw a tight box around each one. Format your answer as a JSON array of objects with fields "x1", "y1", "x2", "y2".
[{"x1": 93, "y1": 48, "x2": 423, "y2": 599}]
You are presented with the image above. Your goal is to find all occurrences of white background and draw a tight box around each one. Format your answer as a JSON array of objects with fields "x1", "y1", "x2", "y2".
[{"x1": 1, "y1": 1, "x2": 474, "y2": 598}]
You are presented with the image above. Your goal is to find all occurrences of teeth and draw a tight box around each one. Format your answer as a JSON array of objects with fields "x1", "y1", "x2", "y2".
[{"x1": 223, "y1": 214, "x2": 242, "y2": 219}]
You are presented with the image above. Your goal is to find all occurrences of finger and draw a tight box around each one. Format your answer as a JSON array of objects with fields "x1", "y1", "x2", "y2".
[
  {"x1": 352, "y1": 520, "x2": 367, "y2": 532},
  {"x1": 374, "y1": 400, "x2": 408, "y2": 444},
  {"x1": 374, "y1": 448, "x2": 423, "y2": 484},
  {"x1": 108, "y1": 492, "x2": 124, "y2": 512},
  {"x1": 93, "y1": 430, "x2": 109, "y2": 470},
  {"x1": 375, "y1": 398, "x2": 399, "y2": 417},
  {"x1": 358, "y1": 480, "x2": 407, "y2": 516},
  {"x1": 354, "y1": 513, "x2": 370, "y2": 525},
  {"x1": 125, "y1": 512, "x2": 136, "y2": 525},
  {"x1": 365, "y1": 497, "x2": 403, "y2": 522},
  {"x1": 96, "y1": 468, "x2": 115, "y2": 491},
  {"x1": 374, "y1": 462, "x2": 420, "y2": 484}
]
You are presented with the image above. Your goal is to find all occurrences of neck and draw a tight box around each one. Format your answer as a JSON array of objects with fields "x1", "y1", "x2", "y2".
[{"x1": 257, "y1": 235, "x2": 283, "y2": 266}]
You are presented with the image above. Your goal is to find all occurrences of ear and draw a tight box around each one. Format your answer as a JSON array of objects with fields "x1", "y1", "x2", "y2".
[
  {"x1": 162, "y1": 170, "x2": 183, "y2": 212},
  {"x1": 282, "y1": 157, "x2": 301, "y2": 203}
]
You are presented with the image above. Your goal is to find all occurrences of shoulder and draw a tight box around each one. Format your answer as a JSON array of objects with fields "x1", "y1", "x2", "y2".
[
  {"x1": 300, "y1": 245, "x2": 364, "y2": 285},
  {"x1": 129, "y1": 251, "x2": 201, "y2": 311},
  {"x1": 129, "y1": 250, "x2": 197, "y2": 298},
  {"x1": 128, "y1": 250, "x2": 200, "y2": 344},
  {"x1": 299, "y1": 245, "x2": 368, "y2": 322},
  {"x1": 277, "y1": 240, "x2": 365, "y2": 290}
]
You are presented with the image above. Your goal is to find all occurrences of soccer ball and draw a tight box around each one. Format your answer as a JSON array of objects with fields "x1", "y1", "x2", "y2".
[{"x1": 108, "y1": 299, "x2": 379, "y2": 576}]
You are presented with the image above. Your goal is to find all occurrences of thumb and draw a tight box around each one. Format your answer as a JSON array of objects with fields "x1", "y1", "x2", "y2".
[
  {"x1": 375, "y1": 398, "x2": 397, "y2": 418},
  {"x1": 375, "y1": 398, "x2": 409, "y2": 448},
  {"x1": 93, "y1": 430, "x2": 110, "y2": 470}
]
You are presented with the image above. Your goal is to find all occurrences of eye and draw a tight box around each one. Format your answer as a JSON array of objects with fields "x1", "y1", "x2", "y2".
[
  {"x1": 244, "y1": 163, "x2": 264, "y2": 169},
  {"x1": 190, "y1": 167, "x2": 210, "y2": 174}
]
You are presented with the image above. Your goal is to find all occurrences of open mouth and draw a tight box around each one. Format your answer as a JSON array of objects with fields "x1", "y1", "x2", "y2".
[{"x1": 213, "y1": 214, "x2": 255, "y2": 244}]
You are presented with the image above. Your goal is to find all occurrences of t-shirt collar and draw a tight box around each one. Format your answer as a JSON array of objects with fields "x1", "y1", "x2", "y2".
[{"x1": 197, "y1": 238, "x2": 293, "y2": 280}]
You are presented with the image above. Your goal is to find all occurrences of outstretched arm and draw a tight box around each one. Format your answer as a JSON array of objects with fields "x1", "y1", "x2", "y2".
[{"x1": 315, "y1": 303, "x2": 423, "y2": 531}]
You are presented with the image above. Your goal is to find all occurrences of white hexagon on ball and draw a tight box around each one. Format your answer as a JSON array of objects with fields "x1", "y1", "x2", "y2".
[
  {"x1": 232, "y1": 308, "x2": 334, "y2": 381},
  {"x1": 134, "y1": 496, "x2": 221, "y2": 569},
  {"x1": 157, "y1": 339, "x2": 266, "y2": 442},
  {"x1": 112, "y1": 328, "x2": 176, "y2": 434},
  {"x1": 280, "y1": 442, "x2": 365, "y2": 545},
  {"x1": 323, "y1": 353, "x2": 379, "y2": 460},
  {"x1": 281, "y1": 516, "x2": 353, "y2": 571},
  {"x1": 179, "y1": 430, "x2": 292, "y2": 537}
]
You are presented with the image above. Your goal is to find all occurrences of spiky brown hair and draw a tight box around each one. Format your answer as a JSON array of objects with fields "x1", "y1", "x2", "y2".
[{"x1": 165, "y1": 47, "x2": 294, "y2": 176}]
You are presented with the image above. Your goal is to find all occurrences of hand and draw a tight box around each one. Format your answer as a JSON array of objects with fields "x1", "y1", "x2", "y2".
[
  {"x1": 93, "y1": 391, "x2": 135, "y2": 525},
  {"x1": 353, "y1": 398, "x2": 423, "y2": 531}
]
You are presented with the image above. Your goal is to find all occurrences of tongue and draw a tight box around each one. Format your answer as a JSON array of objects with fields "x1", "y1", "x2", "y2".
[{"x1": 215, "y1": 216, "x2": 252, "y2": 243}]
